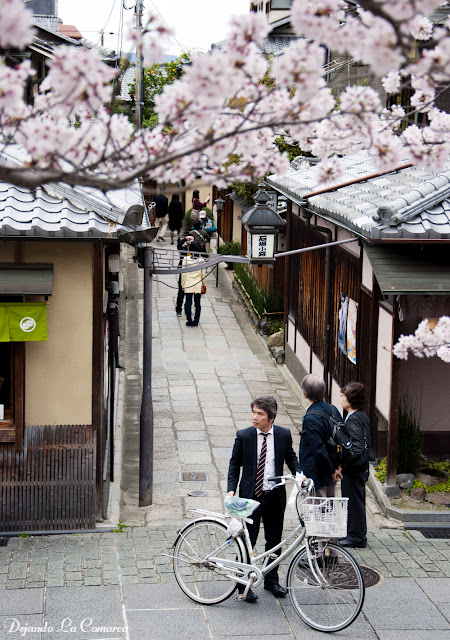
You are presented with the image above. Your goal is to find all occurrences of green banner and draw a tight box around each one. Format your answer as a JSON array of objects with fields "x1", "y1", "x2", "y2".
[
  {"x1": 0, "y1": 306, "x2": 9, "y2": 341},
  {"x1": 0, "y1": 303, "x2": 48, "y2": 342}
]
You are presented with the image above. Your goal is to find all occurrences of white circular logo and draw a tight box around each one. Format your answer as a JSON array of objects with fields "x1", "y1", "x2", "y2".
[{"x1": 20, "y1": 317, "x2": 36, "y2": 332}]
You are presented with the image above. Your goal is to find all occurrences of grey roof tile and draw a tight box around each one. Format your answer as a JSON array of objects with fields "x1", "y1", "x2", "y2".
[{"x1": 267, "y1": 150, "x2": 450, "y2": 240}]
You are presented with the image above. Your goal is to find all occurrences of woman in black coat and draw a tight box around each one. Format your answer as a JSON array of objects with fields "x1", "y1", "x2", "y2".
[
  {"x1": 339, "y1": 381, "x2": 373, "y2": 549},
  {"x1": 168, "y1": 193, "x2": 184, "y2": 244}
]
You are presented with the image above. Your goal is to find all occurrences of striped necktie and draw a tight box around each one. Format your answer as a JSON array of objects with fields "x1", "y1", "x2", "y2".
[{"x1": 254, "y1": 433, "x2": 268, "y2": 498}]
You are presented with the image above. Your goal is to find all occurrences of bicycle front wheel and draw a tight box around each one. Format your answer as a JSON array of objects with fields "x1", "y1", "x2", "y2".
[
  {"x1": 286, "y1": 541, "x2": 365, "y2": 632},
  {"x1": 173, "y1": 519, "x2": 244, "y2": 604}
]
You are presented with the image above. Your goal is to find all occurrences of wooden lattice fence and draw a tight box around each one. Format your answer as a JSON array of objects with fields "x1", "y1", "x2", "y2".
[{"x1": 0, "y1": 425, "x2": 96, "y2": 531}]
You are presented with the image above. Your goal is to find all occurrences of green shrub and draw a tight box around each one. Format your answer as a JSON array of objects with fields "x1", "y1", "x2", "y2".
[
  {"x1": 397, "y1": 394, "x2": 423, "y2": 475},
  {"x1": 234, "y1": 263, "x2": 284, "y2": 318},
  {"x1": 375, "y1": 457, "x2": 387, "y2": 483},
  {"x1": 218, "y1": 241, "x2": 242, "y2": 256}
]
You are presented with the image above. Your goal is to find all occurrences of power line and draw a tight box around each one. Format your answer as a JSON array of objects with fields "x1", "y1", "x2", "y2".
[
  {"x1": 150, "y1": 0, "x2": 187, "y2": 54},
  {"x1": 97, "y1": 0, "x2": 119, "y2": 46}
]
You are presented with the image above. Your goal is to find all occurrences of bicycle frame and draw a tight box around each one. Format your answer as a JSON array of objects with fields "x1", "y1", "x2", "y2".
[{"x1": 179, "y1": 508, "x2": 308, "y2": 593}]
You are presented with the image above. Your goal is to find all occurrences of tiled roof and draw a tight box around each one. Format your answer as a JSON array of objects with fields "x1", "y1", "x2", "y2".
[
  {"x1": 266, "y1": 151, "x2": 450, "y2": 240},
  {"x1": 120, "y1": 67, "x2": 136, "y2": 101},
  {"x1": 0, "y1": 150, "x2": 147, "y2": 240}
]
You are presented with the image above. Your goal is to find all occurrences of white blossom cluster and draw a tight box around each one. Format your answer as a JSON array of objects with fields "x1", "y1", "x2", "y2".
[
  {"x1": 0, "y1": 0, "x2": 450, "y2": 190},
  {"x1": 393, "y1": 316, "x2": 450, "y2": 362}
]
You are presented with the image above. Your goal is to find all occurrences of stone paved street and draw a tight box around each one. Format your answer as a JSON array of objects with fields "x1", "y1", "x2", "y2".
[{"x1": 0, "y1": 239, "x2": 449, "y2": 639}]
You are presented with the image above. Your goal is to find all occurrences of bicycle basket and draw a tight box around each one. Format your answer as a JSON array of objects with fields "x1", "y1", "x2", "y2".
[
  {"x1": 224, "y1": 496, "x2": 260, "y2": 518},
  {"x1": 300, "y1": 497, "x2": 348, "y2": 538}
]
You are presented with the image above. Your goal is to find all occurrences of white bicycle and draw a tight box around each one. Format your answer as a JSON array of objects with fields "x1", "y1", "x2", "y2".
[{"x1": 165, "y1": 474, "x2": 365, "y2": 633}]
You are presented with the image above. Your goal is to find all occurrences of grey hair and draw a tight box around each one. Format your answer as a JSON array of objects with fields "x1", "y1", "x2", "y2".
[
  {"x1": 251, "y1": 396, "x2": 278, "y2": 421},
  {"x1": 301, "y1": 374, "x2": 326, "y2": 403}
]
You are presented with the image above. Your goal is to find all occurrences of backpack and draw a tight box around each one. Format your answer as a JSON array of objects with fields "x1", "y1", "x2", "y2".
[
  {"x1": 307, "y1": 406, "x2": 354, "y2": 469},
  {"x1": 190, "y1": 229, "x2": 207, "y2": 253}
]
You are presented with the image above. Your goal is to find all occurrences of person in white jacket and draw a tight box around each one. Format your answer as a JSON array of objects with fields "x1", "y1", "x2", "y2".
[{"x1": 181, "y1": 240, "x2": 206, "y2": 327}]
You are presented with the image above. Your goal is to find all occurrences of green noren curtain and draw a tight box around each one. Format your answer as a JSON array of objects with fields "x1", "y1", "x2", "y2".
[{"x1": 0, "y1": 303, "x2": 48, "y2": 342}]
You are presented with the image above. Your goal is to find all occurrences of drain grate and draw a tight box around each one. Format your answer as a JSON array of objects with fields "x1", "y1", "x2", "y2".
[
  {"x1": 416, "y1": 528, "x2": 450, "y2": 539},
  {"x1": 180, "y1": 472, "x2": 208, "y2": 482}
]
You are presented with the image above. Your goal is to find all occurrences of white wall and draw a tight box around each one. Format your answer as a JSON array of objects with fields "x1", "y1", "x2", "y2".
[
  {"x1": 336, "y1": 228, "x2": 360, "y2": 257},
  {"x1": 362, "y1": 249, "x2": 373, "y2": 292},
  {"x1": 330, "y1": 378, "x2": 342, "y2": 411},
  {"x1": 375, "y1": 306, "x2": 393, "y2": 420},
  {"x1": 296, "y1": 330, "x2": 311, "y2": 373},
  {"x1": 312, "y1": 352, "x2": 324, "y2": 378}
]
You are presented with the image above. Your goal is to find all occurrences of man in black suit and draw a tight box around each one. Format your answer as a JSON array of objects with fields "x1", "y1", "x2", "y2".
[{"x1": 227, "y1": 396, "x2": 298, "y2": 602}]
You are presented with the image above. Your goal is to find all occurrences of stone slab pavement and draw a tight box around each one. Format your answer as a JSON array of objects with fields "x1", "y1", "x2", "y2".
[
  {"x1": 0, "y1": 526, "x2": 449, "y2": 639},
  {"x1": 1, "y1": 238, "x2": 449, "y2": 638}
]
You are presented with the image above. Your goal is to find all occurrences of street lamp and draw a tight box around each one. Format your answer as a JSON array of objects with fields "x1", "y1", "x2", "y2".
[
  {"x1": 214, "y1": 196, "x2": 225, "y2": 287},
  {"x1": 242, "y1": 185, "x2": 286, "y2": 264}
]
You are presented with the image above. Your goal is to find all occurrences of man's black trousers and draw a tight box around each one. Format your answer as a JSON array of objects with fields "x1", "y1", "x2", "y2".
[{"x1": 246, "y1": 490, "x2": 284, "y2": 587}]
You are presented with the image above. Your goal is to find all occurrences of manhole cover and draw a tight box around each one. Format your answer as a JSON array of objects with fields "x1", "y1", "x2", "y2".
[
  {"x1": 360, "y1": 565, "x2": 381, "y2": 587},
  {"x1": 187, "y1": 490, "x2": 208, "y2": 497},
  {"x1": 295, "y1": 563, "x2": 381, "y2": 588},
  {"x1": 180, "y1": 472, "x2": 208, "y2": 482}
]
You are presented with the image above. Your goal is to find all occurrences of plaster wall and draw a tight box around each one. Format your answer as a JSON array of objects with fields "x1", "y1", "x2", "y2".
[
  {"x1": 362, "y1": 249, "x2": 373, "y2": 292},
  {"x1": 398, "y1": 295, "x2": 450, "y2": 434},
  {"x1": 296, "y1": 330, "x2": 310, "y2": 373},
  {"x1": 330, "y1": 378, "x2": 341, "y2": 411},
  {"x1": 375, "y1": 306, "x2": 393, "y2": 420},
  {"x1": 311, "y1": 351, "x2": 324, "y2": 378},
  {"x1": 232, "y1": 201, "x2": 242, "y2": 244},
  {"x1": 23, "y1": 242, "x2": 93, "y2": 425}
]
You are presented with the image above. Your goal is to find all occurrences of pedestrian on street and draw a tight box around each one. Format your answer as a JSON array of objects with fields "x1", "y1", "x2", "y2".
[
  {"x1": 299, "y1": 375, "x2": 343, "y2": 499},
  {"x1": 175, "y1": 234, "x2": 191, "y2": 316},
  {"x1": 190, "y1": 189, "x2": 210, "y2": 223},
  {"x1": 339, "y1": 382, "x2": 373, "y2": 549},
  {"x1": 181, "y1": 240, "x2": 205, "y2": 327},
  {"x1": 227, "y1": 395, "x2": 299, "y2": 602},
  {"x1": 168, "y1": 193, "x2": 184, "y2": 245},
  {"x1": 154, "y1": 185, "x2": 169, "y2": 241}
]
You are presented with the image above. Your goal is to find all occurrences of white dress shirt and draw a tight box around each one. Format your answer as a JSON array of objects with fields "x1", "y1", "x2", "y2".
[{"x1": 256, "y1": 427, "x2": 276, "y2": 491}]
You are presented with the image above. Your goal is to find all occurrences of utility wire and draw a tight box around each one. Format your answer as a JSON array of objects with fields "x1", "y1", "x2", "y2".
[
  {"x1": 97, "y1": 0, "x2": 119, "y2": 47},
  {"x1": 150, "y1": 0, "x2": 187, "y2": 54}
]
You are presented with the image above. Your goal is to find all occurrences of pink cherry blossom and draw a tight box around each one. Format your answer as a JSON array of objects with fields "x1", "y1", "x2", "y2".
[
  {"x1": 0, "y1": 0, "x2": 34, "y2": 49},
  {"x1": 394, "y1": 317, "x2": 450, "y2": 362}
]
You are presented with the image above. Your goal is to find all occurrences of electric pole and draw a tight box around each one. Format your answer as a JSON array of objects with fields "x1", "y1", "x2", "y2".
[{"x1": 135, "y1": 0, "x2": 144, "y2": 130}]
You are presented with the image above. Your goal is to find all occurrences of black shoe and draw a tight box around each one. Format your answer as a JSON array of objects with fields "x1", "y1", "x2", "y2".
[
  {"x1": 176, "y1": 311, "x2": 182, "y2": 317},
  {"x1": 186, "y1": 321, "x2": 193, "y2": 326},
  {"x1": 237, "y1": 587, "x2": 258, "y2": 603},
  {"x1": 264, "y1": 583, "x2": 287, "y2": 598},
  {"x1": 339, "y1": 538, "x2": 367, "y2": 549}
]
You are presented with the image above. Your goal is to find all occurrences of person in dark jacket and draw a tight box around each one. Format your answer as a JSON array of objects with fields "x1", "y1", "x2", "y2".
[
  {"x1": 227, "y1": 396, "x2": 299, "y2": 602},
  {"x1": 299, "y1": 374, "x2": 343, "y2": 496},
  {"x1": 339, "y1": 381, "x2": 373, "y2": 549},
  {"x1": 168, "y1": 193, "x2": 184, "y2": 245},
  {"x1": 154, "y1": 186, "x2": 169, "y2": 241}
]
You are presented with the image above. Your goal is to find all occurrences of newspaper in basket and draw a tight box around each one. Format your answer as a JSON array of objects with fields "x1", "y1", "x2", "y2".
[{"x1": 300, "y1": 497, "x2": 348, "y2": 538}]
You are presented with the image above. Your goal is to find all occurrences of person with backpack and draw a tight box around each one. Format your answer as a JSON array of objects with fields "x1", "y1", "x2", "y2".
[
  {"x1": 339, "y1": 382, "x2": 373, "y2": 549},
  {"x1": 298, "y1": 375, "x2": 343, "y2": 499},
  {"x1": 180, "y1": 240, "x2": 206, "y2": 327},
  {"x1": 190, "y1": 219, "x2": 209, "y2": 252}
]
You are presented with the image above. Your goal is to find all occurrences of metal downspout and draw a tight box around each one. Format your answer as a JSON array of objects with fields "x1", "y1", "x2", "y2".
[{"x1": 302, "y1": 206, "x2": 333, "y2": 400}]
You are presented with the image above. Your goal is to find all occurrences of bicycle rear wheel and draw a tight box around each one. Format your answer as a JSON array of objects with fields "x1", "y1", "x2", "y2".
[
  {"x1": 286, "y1": 541, "x2": 365, "y2": 632},
  {"x1": 173, "y1": 519, "x2": 244, "y2": 604}
]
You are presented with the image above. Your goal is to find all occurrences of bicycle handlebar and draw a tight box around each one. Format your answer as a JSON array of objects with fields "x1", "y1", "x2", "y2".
[{"x1": 267, "y1": 474, "x2": 314, "y2": 493}]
